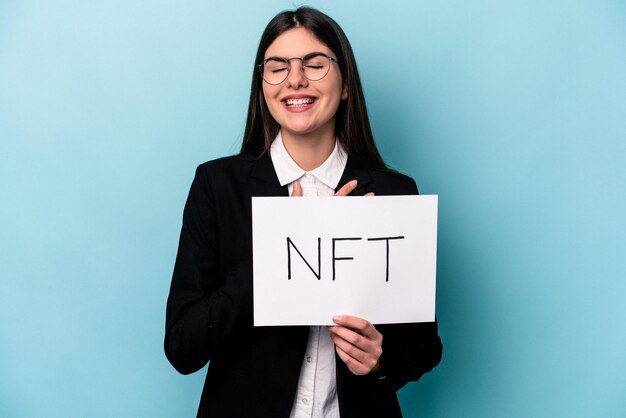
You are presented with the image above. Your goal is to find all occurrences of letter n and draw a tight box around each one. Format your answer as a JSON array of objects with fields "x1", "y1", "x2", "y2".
[{"x1": 287, "y1": 237, "x2": 321, "y2": 280}]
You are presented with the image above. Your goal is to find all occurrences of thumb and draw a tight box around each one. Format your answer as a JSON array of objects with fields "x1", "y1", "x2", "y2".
[{"x1": 291, "y1": 180, "x2": 303, "y2": 197}]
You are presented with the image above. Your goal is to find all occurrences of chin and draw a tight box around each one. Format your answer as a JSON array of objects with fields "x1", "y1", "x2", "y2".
[{"x1": 283, "y1": 123, "x2": 318, "y2": 136}]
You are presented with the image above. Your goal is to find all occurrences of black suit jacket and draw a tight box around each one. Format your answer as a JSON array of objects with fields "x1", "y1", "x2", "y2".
[{"x1": 165, "y1": 154, "x2": 442, "y2": 418}]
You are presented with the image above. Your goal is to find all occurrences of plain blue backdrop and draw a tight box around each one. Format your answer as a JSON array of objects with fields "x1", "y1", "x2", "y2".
[{"x1": 1, "y1": 1, "x2": 625, "y2": 417}]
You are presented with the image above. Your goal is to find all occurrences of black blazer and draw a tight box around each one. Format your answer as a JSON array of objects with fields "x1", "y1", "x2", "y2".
[{"x1": 165, "y1": 154, "x2": 442, "y2": 418}]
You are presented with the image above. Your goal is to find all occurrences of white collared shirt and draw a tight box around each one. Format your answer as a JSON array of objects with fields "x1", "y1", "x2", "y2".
[{"x1": 270, "y1": 131, "x2": 346, "y2": 418}]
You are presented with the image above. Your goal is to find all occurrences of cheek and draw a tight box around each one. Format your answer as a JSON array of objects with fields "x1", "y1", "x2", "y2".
[
  {"x1": 328, "y1": 84, "x2": 345, "y2": 109},
  {"x1": 262, "y1": 83, "x2": 277, "y2": 100},
  {"x1": 261, "y1": 86, "x2": 280, "y2": 115},
  {"x1": 329, "y1": 77, "x2": 346, "y2": 104},
  {"x1": 261, "y1": 86, "x2": 270, "y2": 105}
]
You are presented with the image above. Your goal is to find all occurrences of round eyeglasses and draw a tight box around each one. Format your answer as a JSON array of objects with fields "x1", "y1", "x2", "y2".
[{"x1": 258, "y1": 52, "x2": 338, "y2": 85}]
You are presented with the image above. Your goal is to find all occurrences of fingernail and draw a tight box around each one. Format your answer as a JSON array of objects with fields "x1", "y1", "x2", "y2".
[
  {"x1": 333, "y1": 315, "x2": 343, "y2": 322},
  {"x1": 349, "y1": 180, "x2": 357, "y2": 188}
]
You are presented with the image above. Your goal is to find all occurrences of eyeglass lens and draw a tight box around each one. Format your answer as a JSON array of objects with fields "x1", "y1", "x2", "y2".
[{"x1": 261, "y1": 55, "x2": 332, "y2": 85}]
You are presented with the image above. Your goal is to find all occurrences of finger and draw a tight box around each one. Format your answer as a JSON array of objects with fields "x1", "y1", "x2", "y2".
[
  {"x1": 330, "y1": 326, "x2": 383, "y2": 375},
  {"x1": 334, "y1": 180, "x2": 358, "y2": 196},
  {"x1": 364, "y1": 192, "x2": 375, "y2": 196},
  {"x1": 335, "y1": 344, "x2": 367, "y2": 374},
  {"x1": 335, "y1": 345, "x2": 365, "y2": 375},
  {"x1": 328, "y1": 325, "x2": 368, "y2": 350},
  {"x1": 332, "y1": 315, "x2": 378, "y2": 338},
  {"x1": 330, "y1": 333, "x2": 370, "y2": 364},
  {"x1": 331, "y1": 327, "x2": 383, "y2": 361},
  {"x1": 335, "y1": 344, "x2": 375, "y2": 376},
  {"x1": 291, "y1": 180, "x2": 302, "y2": 197}
]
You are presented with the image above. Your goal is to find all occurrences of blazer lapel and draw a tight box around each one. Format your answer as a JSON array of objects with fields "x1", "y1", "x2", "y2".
[
  {"x1": 250, "y1": 155, "x2": 375, "y2": 197},
  {"x1": 248, "y1": 155, "x2": 309, "y2": 353},
  {"x1": 336, "y1": 160, "x2": 374, "y2": 196},
  {"x1": 249, "y1": 155, "x2": 289, "y2": 197}
]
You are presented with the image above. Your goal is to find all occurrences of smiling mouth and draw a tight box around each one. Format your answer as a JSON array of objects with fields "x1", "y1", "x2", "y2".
[{"x1": 284, "y1": 97, "x2": 316, "y2": 107}]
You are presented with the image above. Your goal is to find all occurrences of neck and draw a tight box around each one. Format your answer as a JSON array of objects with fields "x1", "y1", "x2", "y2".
[{"x1": 281, "y1": 128, "x2": 336, "y2": 171}]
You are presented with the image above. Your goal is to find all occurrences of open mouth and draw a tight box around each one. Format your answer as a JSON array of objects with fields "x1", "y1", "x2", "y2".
[{"x1": 283, "y1": 97, "x2": 316, "y2": 108}]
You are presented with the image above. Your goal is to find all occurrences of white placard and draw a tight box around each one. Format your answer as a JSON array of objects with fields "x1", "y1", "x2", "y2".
[{"x1": 252, "y1": 195, "x2": 438, "y2": 326}]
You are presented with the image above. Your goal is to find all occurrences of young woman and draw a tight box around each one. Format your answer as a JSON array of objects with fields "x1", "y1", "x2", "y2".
[{"x1": 165, "y1": 7, "x2": 442, "y2": 418}]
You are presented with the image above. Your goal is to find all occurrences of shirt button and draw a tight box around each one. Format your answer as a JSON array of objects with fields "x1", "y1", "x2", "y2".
[
  {"x1": 306, "y1": 356, "x2": 312, "y2": 363},
  {"x1": 302, "y1": 398, "x2": 308, "y2": 405}
]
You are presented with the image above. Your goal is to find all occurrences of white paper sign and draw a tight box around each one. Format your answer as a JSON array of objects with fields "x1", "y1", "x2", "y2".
[{"x1": 252, "y1": 195, "x2": 438, "y2": 326}]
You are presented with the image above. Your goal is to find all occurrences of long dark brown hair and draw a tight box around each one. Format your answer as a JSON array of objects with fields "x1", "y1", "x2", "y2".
[{"x1": 240, "y1": 7, "x2": 386, "y2": 169}]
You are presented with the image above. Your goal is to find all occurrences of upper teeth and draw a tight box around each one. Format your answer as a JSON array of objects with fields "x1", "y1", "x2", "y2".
[{"x1": 285, "y1": 98, "x2": 314, "y2": 106}]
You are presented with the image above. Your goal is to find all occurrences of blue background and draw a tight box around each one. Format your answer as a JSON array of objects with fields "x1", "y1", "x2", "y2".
[{"x1": 1, "y1": 1, "x2": 625, "y2": 417}]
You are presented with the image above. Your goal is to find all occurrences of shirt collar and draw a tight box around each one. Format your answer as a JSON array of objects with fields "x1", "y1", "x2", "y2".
[{"x1": 270, "y1": 131, "x2": 347, "y2": 189}]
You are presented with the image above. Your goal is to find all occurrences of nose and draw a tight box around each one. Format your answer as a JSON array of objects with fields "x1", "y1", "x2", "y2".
[{"x1": 285, "y1": 58, "x2": 308, "y2": 88}]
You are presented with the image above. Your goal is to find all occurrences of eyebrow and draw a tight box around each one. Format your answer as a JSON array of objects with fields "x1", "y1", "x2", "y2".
[{"x1": 264, "y1": 51, "x2": 330, "y2": 61}]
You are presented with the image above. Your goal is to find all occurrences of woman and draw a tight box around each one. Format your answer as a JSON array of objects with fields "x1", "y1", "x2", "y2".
[{"x1": 165, "y1": 7, "x2": 442, "y2": 418}]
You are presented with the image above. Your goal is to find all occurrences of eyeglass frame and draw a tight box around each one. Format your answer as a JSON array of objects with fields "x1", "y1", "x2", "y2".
[{"x1": 257, "y1": 52, "x2": 339, "y2": 85}]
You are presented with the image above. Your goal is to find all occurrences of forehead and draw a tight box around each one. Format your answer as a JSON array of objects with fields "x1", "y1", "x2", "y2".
[{"x1": 264, "y1": 27, "x2": 333, "y2": 58}]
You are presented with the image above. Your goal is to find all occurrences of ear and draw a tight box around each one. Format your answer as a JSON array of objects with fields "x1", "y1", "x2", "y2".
[{"x1": 341, "y1": 83, "x2": 349, "y2": 100}]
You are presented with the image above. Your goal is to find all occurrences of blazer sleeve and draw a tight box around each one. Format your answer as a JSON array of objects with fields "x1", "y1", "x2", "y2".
[
  {"x1": 382, "y1": 175, "x2": 442, "y2": 389},
  {"x1": 164, "y1": 164, "x2": 253, "y2": 375},
  {"x1": 354, "y1": 174, "x2": 442, "y2": 403}
]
